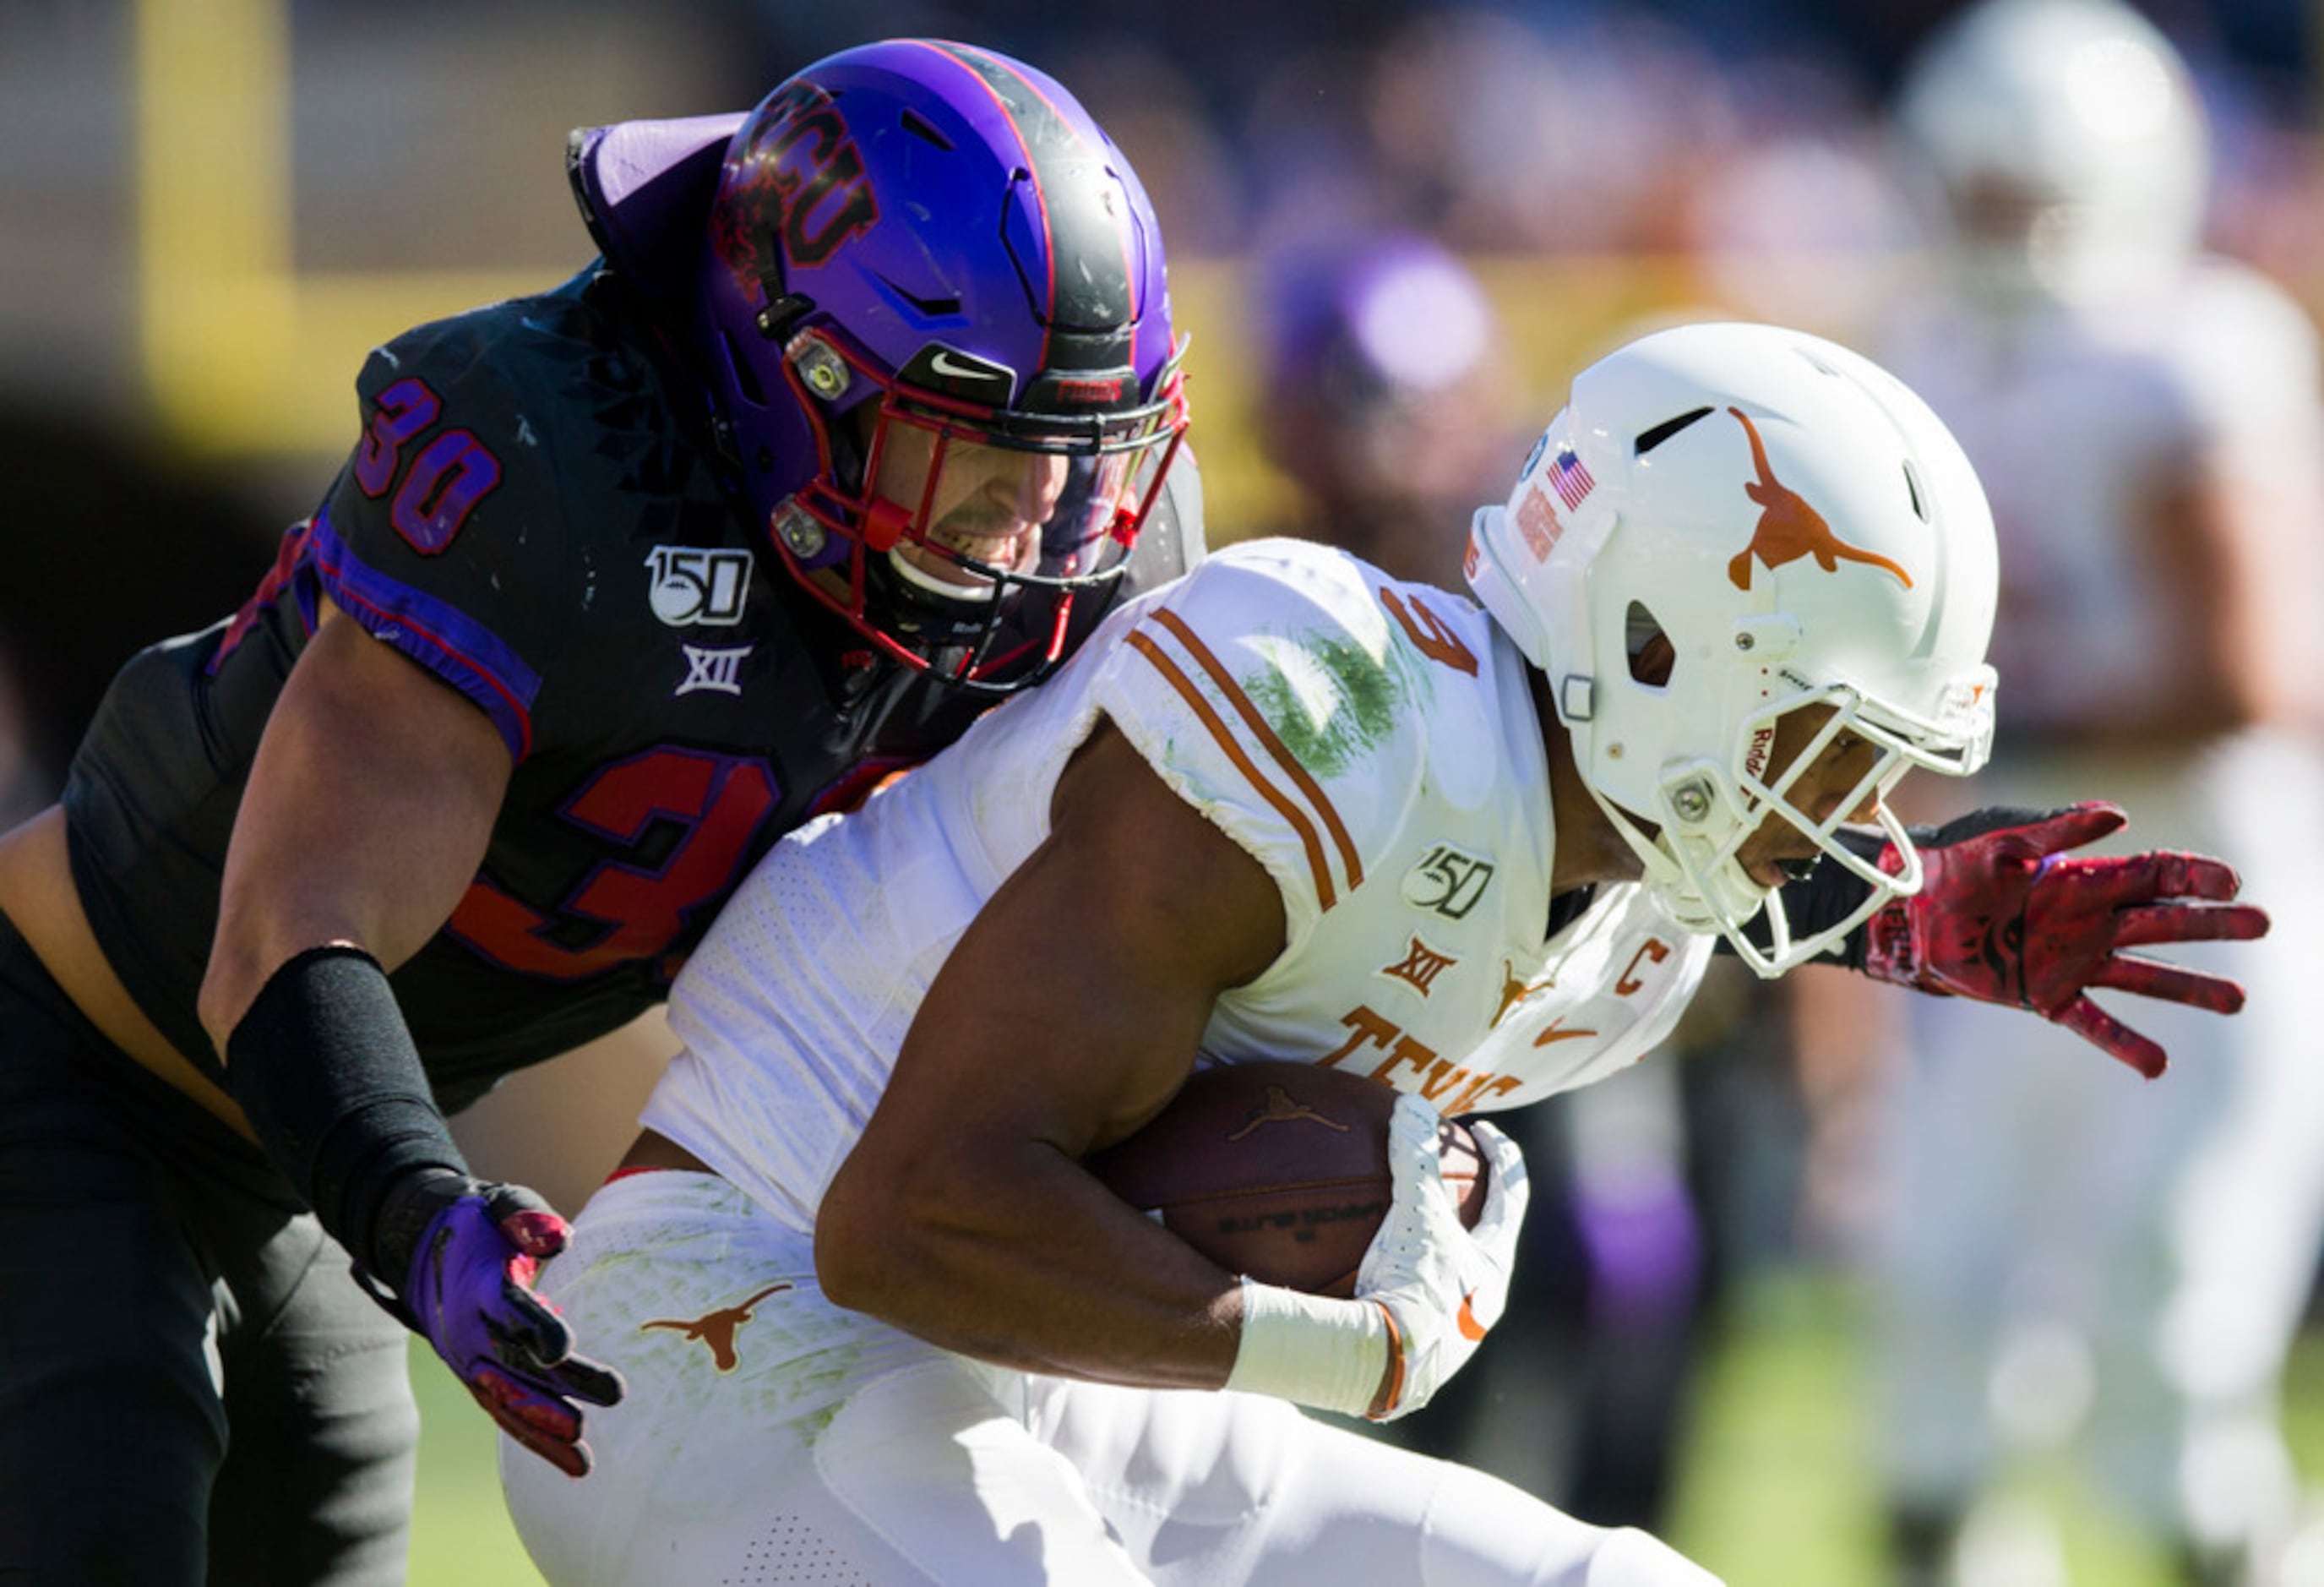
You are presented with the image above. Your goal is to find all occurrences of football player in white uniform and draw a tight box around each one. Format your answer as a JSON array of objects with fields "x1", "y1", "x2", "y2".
[
  {"x1": 495, "y1": 322, "x2": 2264, "y2": 1585},
  {"x1": 1863, "y1": 3, "x2": 2324, "y2": 1582}
]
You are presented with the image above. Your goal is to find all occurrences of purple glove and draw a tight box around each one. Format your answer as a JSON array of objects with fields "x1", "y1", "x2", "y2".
[{"x1": 385, "y1": 1173, "x2": 625, "y2": 1476}]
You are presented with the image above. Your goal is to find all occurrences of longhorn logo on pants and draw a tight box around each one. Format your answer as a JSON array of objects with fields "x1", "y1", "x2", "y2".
[{"x1": 640, "y1": 1283, "x2": 793, "y2": 1372}]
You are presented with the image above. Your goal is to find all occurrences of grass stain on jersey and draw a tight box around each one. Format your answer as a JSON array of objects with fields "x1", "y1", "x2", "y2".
[{"x1": 1243, "y1": 631, "x2": 1406, "y2": 777}]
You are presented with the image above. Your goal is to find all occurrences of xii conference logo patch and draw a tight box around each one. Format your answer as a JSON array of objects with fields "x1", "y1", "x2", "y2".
[{"x1": 677, "y1": 645, "x2": 752, "y2": 697}]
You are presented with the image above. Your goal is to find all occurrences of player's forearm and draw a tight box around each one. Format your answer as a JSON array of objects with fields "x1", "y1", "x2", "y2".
[
  {"x1": 201, "y1": 608, "x2": 509, "y2": 1048},
  {"x1": 817, "y1": 1138, "x2": 1244, "y2": 1389},
  {"x1": 220, "y1": 946, "x2": 474, "y2": 1280}
]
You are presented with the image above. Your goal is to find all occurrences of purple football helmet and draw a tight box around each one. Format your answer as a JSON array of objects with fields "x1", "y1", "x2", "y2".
[{"x1": 694, "y1": 40, "x2": 1188, "y2": 692}]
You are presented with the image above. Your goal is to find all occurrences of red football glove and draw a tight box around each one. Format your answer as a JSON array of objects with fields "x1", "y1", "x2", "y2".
[{"x1": 1860, "y1": 803, "x2": 2270, "y2": 1079}]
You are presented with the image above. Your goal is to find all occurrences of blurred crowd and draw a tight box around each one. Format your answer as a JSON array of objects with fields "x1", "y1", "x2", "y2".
[
  {"x1": 6, "y1": 2, "x2": 2324, "y2": 1583},
  {"x1": 1175, "y1": 7, "x2": 2324, "y2": 1585},
  {"x1": 748, "y1": 0, "x2": 2324, "y2": 300}
]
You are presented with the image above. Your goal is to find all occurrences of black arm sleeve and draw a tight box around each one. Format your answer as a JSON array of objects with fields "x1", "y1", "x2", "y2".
[
  {"x1": 1719, "y1": 806, "x2": 2068, "y2": 969},
  {"x1": 225, "y1": 946, "x2": 471, "y2": 1284},
  {"x1": 1723, "y1": 828, "x2": 1904, "y2": 970}
]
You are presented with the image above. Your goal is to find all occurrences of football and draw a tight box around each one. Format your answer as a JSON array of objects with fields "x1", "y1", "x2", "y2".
[{"x1": 1086, "y1": 1061, "x2": 1487, "y2": 1297}]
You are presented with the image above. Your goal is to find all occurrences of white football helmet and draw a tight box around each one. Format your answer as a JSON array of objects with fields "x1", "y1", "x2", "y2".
[
  {"x1": 1466, "y1": 322, "x2": 2000, "y2": 973},
  {"x1": 1897, "y1": 0, "x2": 2207, "y2": 308}
]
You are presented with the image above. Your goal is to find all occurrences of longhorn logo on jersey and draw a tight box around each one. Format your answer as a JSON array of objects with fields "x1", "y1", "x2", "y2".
[{"x1": 1725, "y1": 407, "x2": 1913, "y2": 592}]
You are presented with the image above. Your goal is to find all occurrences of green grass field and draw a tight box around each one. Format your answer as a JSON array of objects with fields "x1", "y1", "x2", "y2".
[
  {"x1": 406, "y1": 1346, "x2": 546, "y2": 1585},
  {"x1": 408, "y1": 1273, "x2": 2324, "y2": 1584}
]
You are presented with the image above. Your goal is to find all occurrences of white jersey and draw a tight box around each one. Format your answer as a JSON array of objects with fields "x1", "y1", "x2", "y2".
[
  {"x1": 1864, "y1": 264, "x2": 2324, "y2": 1552},
  {"x1": 643, "y1": 537, "x2": 1711, "y2": 1230},
  {"x1": 1880, "y1": 258, "x2": 2324, "y2": 740}
]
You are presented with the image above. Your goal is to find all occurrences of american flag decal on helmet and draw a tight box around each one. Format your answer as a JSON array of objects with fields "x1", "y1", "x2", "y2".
[{"x1": 1548, "y1": 447, "x2": 1595, "y2": 510}]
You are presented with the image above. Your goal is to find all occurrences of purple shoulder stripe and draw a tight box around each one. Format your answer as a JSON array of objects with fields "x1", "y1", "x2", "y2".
[{"x1": 308, "y1": 513, "x2": 544, "y2": 762}]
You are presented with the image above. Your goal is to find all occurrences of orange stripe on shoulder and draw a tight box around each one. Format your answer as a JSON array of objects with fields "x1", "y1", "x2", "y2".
[
  {"x1": 1125, "y1": 626, "x2": 1336, "y2": 911},
  {"x1": 1146, "y1": 608, "x2": 1364, "y2": 892}
]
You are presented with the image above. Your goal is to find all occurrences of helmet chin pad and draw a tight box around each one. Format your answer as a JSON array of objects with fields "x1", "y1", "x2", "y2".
[
  {"x1": 1586, "y1": 674, "x2": 1956, "y2": 977},
  {"x1": 1595, "y1": 771, "x2": 1920, "y2": 979},
  {"x1": 887, "y1": 545, "x2": 1002, "y2": 604}
]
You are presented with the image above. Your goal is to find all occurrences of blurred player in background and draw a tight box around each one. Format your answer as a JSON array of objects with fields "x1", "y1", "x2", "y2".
[
  {"x1": 1861, "y1": 3, "x2": 2324, "y2": 1582},
  {"x1": 0, "y1": 411, "x2": 280, "y2": 822},
  {"x1": 1251, "y1": 229, "x2": 1516, "y2": 588},
  {"x1": 1249, "y1": 232, "x2": 1717, "y2": 1533},
  {"x1": 0, "y1": 41, "x2": 1199, "y2": 1585},
  {"x1": 501, "y1": 320, "x2": 2261, "y2": 1585}
]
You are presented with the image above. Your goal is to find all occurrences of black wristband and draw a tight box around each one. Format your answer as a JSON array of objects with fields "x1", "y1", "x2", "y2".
[
  {"x1": 225, "y1": 945, "x2": 470, "y2": 1284},
  {"x1": 1716, "y1": 810, "x2": 2055, "y2": 968},
  {"x1": 1723, "y1": 826, "x2": 1913, "y2": 968}
]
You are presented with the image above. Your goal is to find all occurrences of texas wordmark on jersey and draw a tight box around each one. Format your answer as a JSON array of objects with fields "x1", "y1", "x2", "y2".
[{"x1": 645, "y1": 538, "x2": 1711, "y2": 1231}]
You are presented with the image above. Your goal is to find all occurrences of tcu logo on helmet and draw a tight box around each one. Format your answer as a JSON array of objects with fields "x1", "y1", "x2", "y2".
[{"x1": 716, "y1": 79, "x2": 880, "y2": 294}]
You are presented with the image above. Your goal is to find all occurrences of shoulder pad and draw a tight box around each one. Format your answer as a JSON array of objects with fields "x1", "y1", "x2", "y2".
[
  {"x1": 1093, "y1": 539, "x2": 1473, "y2": 921},
  {"x1": 567, "y1": 114, "x2": 741, "y2": 306}
]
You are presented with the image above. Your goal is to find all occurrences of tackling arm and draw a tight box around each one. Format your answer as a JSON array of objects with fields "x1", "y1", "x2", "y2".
[
  {"x1": 815, "y1": 720, "x2": 1286, "y2": 1391},
  {"x1": 200, "y1": 599, "x2": 509, "y2": 1033},
  {"x1": 202, "y1": 600, "x2": 623, "y2": 1475},
  {"x1": 815, "y1": 719, "x2": 1527, "y2": 1420}
]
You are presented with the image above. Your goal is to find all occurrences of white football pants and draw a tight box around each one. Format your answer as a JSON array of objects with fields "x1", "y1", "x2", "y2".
[
  {"x1": 1869, "y1": 733, "x2": 2324, "y2": 1554},
  {"x1": 499, "y1": 1170, "x2": 1722, "y2": 1586}
]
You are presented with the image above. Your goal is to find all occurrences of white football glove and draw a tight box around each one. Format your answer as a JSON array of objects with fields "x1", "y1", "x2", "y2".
[{"x1": 1354, "y1": 1093, "x2": 1529, "y2": 1421}]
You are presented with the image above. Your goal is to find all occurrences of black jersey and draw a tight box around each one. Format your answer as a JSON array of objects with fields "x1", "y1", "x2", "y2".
[{"x1": 63, "y1": 266, "x2": 1195, "y2": 1113}]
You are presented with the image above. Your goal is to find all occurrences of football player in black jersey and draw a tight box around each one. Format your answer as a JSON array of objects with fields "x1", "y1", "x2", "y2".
[{"x1": 0, "y1": 41, "x2": 1195, "y2": 1585}]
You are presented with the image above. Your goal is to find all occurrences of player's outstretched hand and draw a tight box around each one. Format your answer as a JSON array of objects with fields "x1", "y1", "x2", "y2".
[
  {"x1": 1354, "y1": 1095, "x2": 1528, "y2": 1421},
  {"x1": 378, "y1": 1170, "x2": 626, "y2": 1477},
  {"x1": 1861, "y1": 802, "x2": 2271, "y2": 1080}
]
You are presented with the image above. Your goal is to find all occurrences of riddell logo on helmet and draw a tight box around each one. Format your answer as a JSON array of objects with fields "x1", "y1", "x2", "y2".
[
  {"x1": 1744, "y1": 723, "x2": 1777, "y2": 781},
  {"x1": 1724, "y1": 408, "x2": 1913, "y2": 593},
  {"x1": 724, "y1": 80, "x2": 881, "y2": 278}
]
